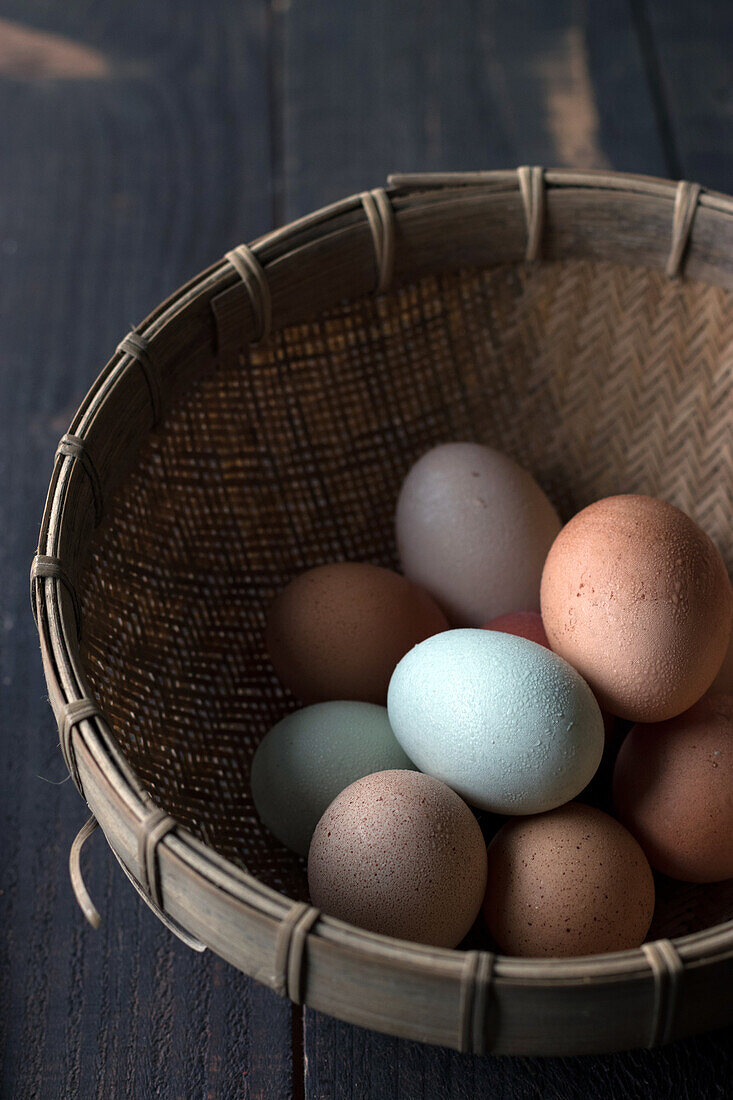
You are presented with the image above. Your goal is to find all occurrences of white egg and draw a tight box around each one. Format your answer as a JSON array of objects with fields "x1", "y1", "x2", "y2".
[
  {"x1": 396, "y1": 442, "x2": 561, "y2": 625},
  {"x1": 387, "y1": 629, "x2": 603, "y2": 814}
]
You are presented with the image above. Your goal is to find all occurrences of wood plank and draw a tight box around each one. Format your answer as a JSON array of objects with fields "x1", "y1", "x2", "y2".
[
  {"x1": 304, "y1": 1010, "x2": 733, "y2": 1100},
  {"x1": 639, "y1": 0, "x2": 733, "y2": 191},
  {"x1": 1, "y1": 0, "x2": 732, "y2": 1096},
  {"x1": 0, "y1": 5, "x2": 294, "y2": 1098},
  {"x1": 279, "y1": 0, "x2": 668, "y2": 220}
]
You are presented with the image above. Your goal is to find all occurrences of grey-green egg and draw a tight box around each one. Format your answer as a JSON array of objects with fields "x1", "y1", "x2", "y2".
[{"x1": 250, "y1": 701, "x2": 416, "y2": 855}]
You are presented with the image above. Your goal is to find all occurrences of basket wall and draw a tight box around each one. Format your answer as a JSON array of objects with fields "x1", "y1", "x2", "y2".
[{"x1": 79, "y1": 257, "x2": 733, "y2": 935}]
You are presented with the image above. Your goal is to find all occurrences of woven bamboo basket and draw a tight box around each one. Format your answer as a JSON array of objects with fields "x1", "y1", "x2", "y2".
[{"x1": 33, "y1": 168, "x2": 733, "y2": 1056}]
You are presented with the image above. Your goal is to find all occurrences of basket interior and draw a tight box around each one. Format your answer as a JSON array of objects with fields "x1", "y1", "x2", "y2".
[{"x1": 80, "y1": 258, "x2": 733, "y2": 942}]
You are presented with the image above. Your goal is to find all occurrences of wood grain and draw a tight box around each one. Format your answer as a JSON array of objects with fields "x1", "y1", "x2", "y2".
[
  {"x1": 0, "y1": 4, "x2": 294, "y2": 1098},
  {"x1": 3, "y1": 0, "x2": 733, "y2": 1096},
  {"x1": 304, "y1": 1010, "x2": 733, "y2": 1100},
  {"x1": 640, "y1": 0, "x2": 733, "y2": 190},
  {"x1": 279, "y1": 0, "x2": 667, "y2": 219}
]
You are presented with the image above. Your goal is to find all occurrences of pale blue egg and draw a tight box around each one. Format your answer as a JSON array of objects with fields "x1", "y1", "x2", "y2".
[
  {"x1": 251, "y1": 701, "x2": 415, "y2": 856},
  {"x1": 387, "y1": 629, "x2": 603, "y2": 814}
]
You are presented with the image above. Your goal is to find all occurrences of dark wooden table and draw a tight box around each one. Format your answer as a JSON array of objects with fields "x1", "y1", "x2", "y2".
[{"x1": 1, "y1": 3, "x2": 732, "y2": 1096}]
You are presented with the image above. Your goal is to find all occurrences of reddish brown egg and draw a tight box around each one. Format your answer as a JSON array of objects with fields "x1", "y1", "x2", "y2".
[
  {"x1": 541, "y1": 495, "x2": 732, "y2": 722},
  {"x1": 482, "y1": 802, "x2": 655, "y2": 957},
  {"x1": 308, "y1": 770, "x2": 487, "y2": 947},
  {"x1": 613, "y1": 693, "x2": 733, "y2": 882},
  {"x1": 266, "y1": 563, "x2": 448, "y2": 705},
  {"x1": 483, "y1": 610, "x2": 550, "y2": 648}
]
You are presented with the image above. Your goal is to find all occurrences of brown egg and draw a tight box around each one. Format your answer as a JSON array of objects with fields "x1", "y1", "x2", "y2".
[
  {"x1": 613, "y1": 693, "x2": 733, "y2": 882},
  {"x1": 482, "y1": 802, "x2": 655, "y2": 957},
  {"x1": 541, "y1": 495, "x2": 732, "y2": 722},
  {"x1": 711, "y1": 592, "x2": 733, "y2": 693},
  {"x1": 266, "y1": 563, "x2": 448, "y2": 705},
  {"x1": 308, "y1": 770, "x2": 487, "y2": 947}
]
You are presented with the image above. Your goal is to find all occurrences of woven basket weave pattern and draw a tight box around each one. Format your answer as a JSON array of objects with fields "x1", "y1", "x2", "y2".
[
  {"x1": 34, "y1": 171, "x2": 733, "y2": 1054},
  {"x1": 80, "y1": 258, "x2": 733, "y2": 927}
]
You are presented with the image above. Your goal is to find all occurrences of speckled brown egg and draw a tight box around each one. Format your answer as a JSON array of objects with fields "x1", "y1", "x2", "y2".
[
  {"x1": 482, "y1": 802, "x2": 655, "y2": 957},
  {"x1": 540, "y1": 495, "x2": 733, "y2": 722},
  {"x1": 613, "y1": 693, "x2": 733, "y2": 882},
  {"x1": 266, "y1": 563, "x2": 448, "y2": 705},
  {"x1": 307, "y1": 770, "x2": 487, "y2": 947}
]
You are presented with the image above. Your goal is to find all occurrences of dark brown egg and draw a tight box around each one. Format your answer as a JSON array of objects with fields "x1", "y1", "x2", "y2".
[
  {"x1": 308, "y1": 770, "x2": 487, "y2": 948},
  {"x1": 613, "y1": 693, "x2": 733, "y2": 882},
  {"x1": 541, "y1": 495, "x2": 732, "y2": 722},
  {"x1": 266, "y1": 562, "x2": 448, "y2": 705},
  {"x1": 712, "y1": 596, "x2": 733, "y2": 693},
  {"x1": 482, "y1": 802, "x2": 655, "y2": 957}
]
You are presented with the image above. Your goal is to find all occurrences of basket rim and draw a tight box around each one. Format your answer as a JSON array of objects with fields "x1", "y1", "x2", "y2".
[{"x1": 33, "y1": 166, "x2": 733, "y2": 1053}]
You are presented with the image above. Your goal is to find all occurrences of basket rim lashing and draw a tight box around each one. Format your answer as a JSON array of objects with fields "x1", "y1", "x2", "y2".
[{"x1": 32, "y1": 168, "x2": 733, "y2": 1056}]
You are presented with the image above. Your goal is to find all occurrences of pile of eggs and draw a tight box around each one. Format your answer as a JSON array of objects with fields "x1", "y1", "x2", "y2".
[{"x1": 252, "y1": 442, "x2": 733, "y2": 957}]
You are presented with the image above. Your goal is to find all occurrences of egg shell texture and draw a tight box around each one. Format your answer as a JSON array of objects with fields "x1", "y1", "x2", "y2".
[
  {"x1": 613, "y1": 693, "x2": 733, "y2": 882},
  {"x1": 485, "y1": 612, "x2": 616, "y2": 738},
  {"x1": 541, "y1": 495, "x2": 733, "y2": 722},
  {"x1": 265, "y1": 562, "x2": 448, "y2": 705},
  {"x1": 482, "y1": 802, "x2": 655, "y2": 957},
  {"x1": 396, "y1": 443, "x2": 562, "y2": 626},
  {"x1": 308, "y1": 770, "x2": 488, "y2": 948},
  {"x1": 711, "y1": 589, "x2": 733, "y2": 693},
  {"x1": 250, "y1": 702, "x2": 416, "y2": 856},
  {"x1": 387, "y1": 629, "x2": 604, "y2": 814}
]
